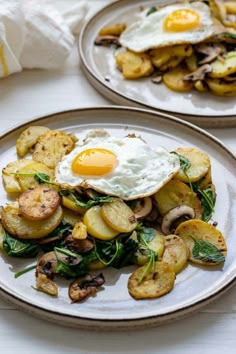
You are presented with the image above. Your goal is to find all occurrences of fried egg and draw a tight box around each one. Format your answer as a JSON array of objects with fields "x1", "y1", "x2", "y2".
[
  {"x1": 55, "y1": 130, "x2": 180, "y2": 200},
  {"x1": 120, "y1": 2, "x2": 216, "y2": 52}
]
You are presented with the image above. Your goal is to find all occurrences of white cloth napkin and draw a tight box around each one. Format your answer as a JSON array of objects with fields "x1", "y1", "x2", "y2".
[{"x1": 0, "y1": 0, "x2": 89, "y2": 78}]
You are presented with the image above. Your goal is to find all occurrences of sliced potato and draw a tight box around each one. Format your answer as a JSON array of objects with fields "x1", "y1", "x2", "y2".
[
  {"x1": 134, "y1": 230, "x2": 165, "y2": 266},
  {"x1": 206, "y1": 78, "x2": 236, "y2": 96},
  {"x1": 194, "y1": 80, "x2": 208, "y2": 92},
  {"x1": 175, "y1": 219, "x2": 227, "y2": 266},
  {"x1": 36, "y1": 273, "x2": 58, "y2": 297},
  {"x1": 16, "y1": 161, "x2": 54, "y2": 191},
  {"x1": 33, "y1": 130, "x2": 75, "y2": 169},
  {"x1": 88, "y1": 260, "x2": 106, "y2": 270},
  {"x1": 72, "y1": 222, "x2": 87, "y2": 240},
  {"x1": 101, "y1": 198, "x2": 137, "y2": 233},
  {"x1": 16, "y1": 126, "x2": 50, "y2": 158},
  {"x1": 2, "y1": 159, "x2": 33, "y2": 193},
  {"x1": 0, "y1": 222, "x2": 4, "y2": 250},
  {"x1": 1, "y1": 201, "x2": 63, "y2": 239},
  {"x1": 18, "y1": 187, "x2": 60, "y2": 221},
  {"x1": 83, "y1": 205, "x2": 119, "y2": 240},
  {"x1": 209, "y1": 52, "x2": 236, "y2": 78},
  {"x1": 174, "y1": 147, "x2": 211, "y2": 183},
  {"x1": 62, "y1": 195, "x2": 85, "y2": 215},
  {"x1": 163, "y1": 65, "x2": 193, "y2": 92},
  {"x1": 225, "y1": 1, "x2": 236, "y2": 15},
  {"x1": 62, "y1": 208, "x2": 81, "y2": 226},
  {"x1": 185, "y1": 53, "x2": 198, "y2": 72},
  {"x1": 154, "y1": 179, "x2": 202, "y2": 218},
  {"x1": 150, "y1": 44, "x2": 192, "y2": 68},
  {"x1": 162, "y1": 234, "x2": 188, "y2": 273},
  {"x1": 128, "y1": 261, "x2": 175, "y2": 299},
  {"x1": 209, "y1": 0, "x2": 226, "y2": 21},
  {"x1": 99, "y1": 23, "x2": 126, "y2": 36},
  {"x1": 159, "y1": 56, "x2": 184, "y2": 72},
  {"x1": 199, "y1": 166, "x2": 212, "y2": 189},
  {"x1": 115, "y1": 50, "x2": 153, "y2": 79}
]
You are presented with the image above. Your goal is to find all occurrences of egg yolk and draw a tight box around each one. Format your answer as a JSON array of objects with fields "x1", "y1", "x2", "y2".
[
  {"x1": 72, "y1": 148, "x2": 117, "y2": 176},
  {"x1": 164, "y1": 9, "x2": 200, "y2": 32}
]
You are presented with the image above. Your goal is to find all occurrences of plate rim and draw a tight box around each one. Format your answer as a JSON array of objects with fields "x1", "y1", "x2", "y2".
[
  {"x1": 78, "y1": 0, "x2": 236, "y2": 128},
  {"x1": 0, "y1": 105, "x2": 236, "y2": 330}
]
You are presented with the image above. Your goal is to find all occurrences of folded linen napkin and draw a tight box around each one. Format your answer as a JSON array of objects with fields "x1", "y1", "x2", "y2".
[{"x1": 0, "y1": 0, "x2": 88, "y2": 78}]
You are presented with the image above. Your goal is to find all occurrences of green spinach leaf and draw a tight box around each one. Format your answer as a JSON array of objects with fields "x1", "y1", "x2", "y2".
[
  {"x1": 3, "y1": 230, "x2": 39, "y2": 258},
  {"x1": 191, "y1": 235, "x2": 225, "y2": 263}
]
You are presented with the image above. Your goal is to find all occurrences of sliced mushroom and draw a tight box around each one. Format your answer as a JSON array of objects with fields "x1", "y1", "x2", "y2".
[
  {"x1": 69, "y1": 273, "x2": 105, "y2": 303},
  {"x1": 195, "y1": 43, "x2": 226, "y2": 65},
  {"x1": 94, "y1": 35, "x2": 120, "y2": 47},
  {"x1": 64, "y1": 235, "x2": 94, "y2": 254},
  {"x1": 151, "y1": 75, "x2": 163, "y2": 84},
  {"x1": 133, "y1": 197, "x2": 152, "y2": 220},
  {"x1": 161, "y1": 205, "x2": 195, "y2": 235},
  {"x1": 183, "y1": 64, "x2": 212, "y2": 81},
  {"x1": 224, "y1": 74, "x2": 236, "y2": 82}
]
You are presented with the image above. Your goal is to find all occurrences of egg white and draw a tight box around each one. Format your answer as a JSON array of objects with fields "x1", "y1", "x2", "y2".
[
  {"x1": 120, "y1": 2, "x2": 216, "y2": 52},
  {"x1": 55, "y1": 130, "x2": 180, "y2": 200}
]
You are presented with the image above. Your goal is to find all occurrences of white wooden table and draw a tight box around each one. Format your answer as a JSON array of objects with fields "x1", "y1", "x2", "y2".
[{"x1": 0, "y1": 1, "x2": 236, "y2": 353}]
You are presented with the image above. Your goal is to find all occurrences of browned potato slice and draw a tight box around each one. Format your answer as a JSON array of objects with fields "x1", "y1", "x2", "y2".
[
  {"x1": 209, "y1": 52, "x2": 236, "y2": 78},
  {"x1": 62, "y1": 195, "x2": 85, "y2": 215},
  {"x1": 174, "y1": 147, "x2": 211, "y2": 183},
  {"x1": 62, "y1": 207, "x2": 81, "y2": 226},
  {"x1": 1, "y1": 201, "x2": 63, "y2": 239},
  {"x1": 199, "y1": 167, "x2": 212, "y2": 189},
  {"x1": 209, "y1": 0, "x2": 226, "y2": 21},
  {"x1": 16, "y1": 161, "x2": 54, "y2": 191},
  {"x1": 225, "y1": 1, "x2": 236, "y2": 15},
  {"x1": 185, "y1": 54, "x2": 198, "y2": 72},
  {"x1": 16, "y1": 126, "x2": 50, "y2": 158},
  {"x1": 162, "y1": 234, "x2": 189, "y2": 273},
  {"x1": 2, "y1": 159, "x2": 33, "y2": 193},
  {"x1": 159, "y1": 56, "x2": 184, "y2": 72},
  {"x1": 72, "y1": 222, "x2": 87, "y2": 240},
  {"x1": 18, "y1": 187, "x2": 60, "y2": 221},
  {"x1": 134, "y1": 230, "x2": 165, "y2": 266},
  {"x1": 175, "y1": 219, "x2": 227, "y2": 266},
  {"x1": 206, "y1": 78, "x2": 236, "y2": 96},
  {"x1": 83, "y1": 205, "x2": 119, "y2": 240},
  {"x1": 101, "y1": 198, "x2": 137, "y2": 233},
  {"x1": 115, "y1": 50, "x2": 153, "y2": 79},
  {"x1": 128, "y1": 261, "x2": 175, "y2": 299},
  {"x1": 99, "y1": 23, "x2": 126, "y2": 36},
  {"x1": 88, "y1": 260, "x2": 106, "y2": 270},
  {"x1": 154, "y1": 179, "x2": 202, "y2": 218},
  {"x1": 194, "y1": 80, "x2": 208, "y2": 92},
  {"x1": 163, "y1": 65, "x2": 193, "y2": 92},
  {"x1": 33, "y1": 130, "x2": 75, "y2": 169},
  {"x1": 150, "y1": 45, "x2": 192, "y2": 68}
]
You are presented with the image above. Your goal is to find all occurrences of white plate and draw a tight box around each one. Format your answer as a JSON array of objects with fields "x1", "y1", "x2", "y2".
[
  {"x1": 79, "y1": 0, "x2": 236, "y2": 128},
  {"x1": 0, "y1": 107, "x2": 236, "y2": 330}
]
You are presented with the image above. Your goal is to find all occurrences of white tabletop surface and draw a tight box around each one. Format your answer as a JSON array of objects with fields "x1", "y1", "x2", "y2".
[{"x1": 0, "y1": 1, "x2": 236, "y2": 353}]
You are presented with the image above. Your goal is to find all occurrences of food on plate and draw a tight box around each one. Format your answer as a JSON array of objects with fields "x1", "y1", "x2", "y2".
[
  {"x1": 95, "y1": 0, "x2": 236, "y2": 96},
  {"x1": 0, "y1": 126, "x2": 227, "y2": 303},
  {"x1": 16, "y1": 126, "x2": 50, "y2": 158}
]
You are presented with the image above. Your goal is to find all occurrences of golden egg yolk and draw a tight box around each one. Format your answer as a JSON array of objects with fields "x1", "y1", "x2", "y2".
[
  {"x1": 164, "y1": 9, "x2": 200, "y2": 32},
  {"x1": 71, "y1": 148, "x2": 117, "y2": 176}
]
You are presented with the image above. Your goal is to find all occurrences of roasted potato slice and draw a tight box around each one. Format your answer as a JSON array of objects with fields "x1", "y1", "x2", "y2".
[
  {"x1": 185, "y1": 53, "x2": 198, "y2": 72},
  {"x1": 33, "y1": 130, "x2": 75, "y2": 169},
  {"x1": 88, "y1": 260, "x2": 106, "y2": 270},
  {"x1": 209, "y1": 0, "x2": 226, "y2": 21},
  {"x1": 16, "y1": 126, "x2": 50, "y2": 158},
  {"x1": 115, "y1": 50, "x2": 153, "y2": 79},
  {"x1": 206, "y1": 78, "x2": 236, "y2": 96},
  {"x1": 72, "y1": 222, "x2": 87, "y2": 240},
  {"x1": 62, "y1": 207, "x2": 81, "y2": 226},
  {"x1": 16, "y1": 161, "x2": 54, "y2": 191},
  {"x1": 134, "y1": 230, "x2": 165, "y2": 266},
  {"x1": 209, "y1": 52, "x2": 236, "y2": 78},
  {"x1": 163, "y1": 65, "x2": 193, "y2": 92},
  {"x1": 99, "y1": 23, "x2": 126, "y2": 36},
  {"x1": 1, "y1": 201, "x2": 63, "y2": 239},
  {"x1": 2, "y1": 159, "x2": 33, "y2": 193},
  {"x1": 225, "y1": 1, "x2": 236, "y2": 15},
  {"x1": 199, "y1": 166, "x2": 212, "y2": 189},
  {"x1": 83, "y1": 205, "x2": 119, "y2": 240},
  {"x1": 154, "y1": 179, "x2": 202, "y2": 218},
  {"x1": 128, "y1": 261, "x2": 175, "y2": 299},
  {"x1": 159, "y1": 56, "x2": 184, "y2": 72},
  {"x1": 194, "y1": 80, "x2": 208, "y2": 92},
  {"x1": 174, "y1": 147, "x2": 211, "y2": 183},
  {"x1": 18, "y1": 187, "x2": 60, "y2": 221},
  {"x1": 101, "y1": 198, "x2": 137, "y2": 233},
  {"x1": 175, "y1": 219, "x2": 227, "y2": 266},
  {"x1": 150, "y1": 44, "x2": 192, "y2": 68},
  {"x1": 162, "y1": 234, "x2": 188, "y2": 273},
  {"x1": 62, "y1": 195, "x2": 85, "y2": 215}
]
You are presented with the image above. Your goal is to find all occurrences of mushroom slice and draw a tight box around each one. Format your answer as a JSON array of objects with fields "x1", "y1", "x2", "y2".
[
  {"x1": 195, "y1": 43, "x2": 225, "y2": 65},
  {"x1": 69, "y1": 273, "x2": 105, "y2": 303},
  {"x1": 64, "y1": 235, "x2": 94, "y2": 254},
  {"x1": 161, "y1": 205, "x2": 195, "y2": 235},
  {"x1": 183, "y1": 64, "x2": 212, "y2": 81},
  {"x1": 133, "y1": 197, "x2": 152, "y2": 220},
  {"x1": 36, "y1": 273, "x2": 58, "y2": 297},
  {"x1": 94, "y1": 35, "x2": 120, "y2": 46}
]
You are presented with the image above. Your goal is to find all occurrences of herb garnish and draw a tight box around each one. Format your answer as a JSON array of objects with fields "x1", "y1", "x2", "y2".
[
  {"x1": 191, "y1": 235, "x2": 225, "y2": 263},
  {"x1": 11, "y1": 172, "x2": 55, "y2": 185},
  {"x1": 3, "y1": 229, "x2": 39, "y2": 258},
  {"x1": 15, "y1": 264, "x2": 37, "y2": 278},
  {"x1": 146, "y1": 6, "x2": 158, "y2": 16},
  {"x1": 59, "y1": 190, "x2": 112, "y2": 209}
]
